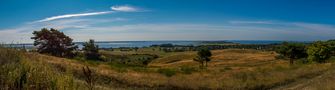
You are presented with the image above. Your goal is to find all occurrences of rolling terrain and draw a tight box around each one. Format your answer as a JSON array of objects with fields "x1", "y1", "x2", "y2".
[{"x1": 1, "y1": 47, "x2": 335, "y2": 89}]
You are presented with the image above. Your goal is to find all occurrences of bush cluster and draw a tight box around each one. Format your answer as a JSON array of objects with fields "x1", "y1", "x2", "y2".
[{"x1": 276, "y1": 40, "x2": 335, "y2": 64}]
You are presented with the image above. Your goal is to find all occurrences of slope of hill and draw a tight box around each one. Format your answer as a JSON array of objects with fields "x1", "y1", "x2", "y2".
[{"x1": 1, "y1": 47, "x2": 335, "y2": 89}]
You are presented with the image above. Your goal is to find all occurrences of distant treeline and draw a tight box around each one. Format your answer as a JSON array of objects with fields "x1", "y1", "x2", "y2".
[
  {"x1": 149, "y1": 43, "x2": 282, "y2": 52},
  {"x1": 200, "y1": 44, "x2": 279, "y2": 50}
]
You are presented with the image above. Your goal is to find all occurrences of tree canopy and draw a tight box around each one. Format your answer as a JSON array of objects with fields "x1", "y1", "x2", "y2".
[
  {"x1": 276, "y1": 42, "x2": 307, "y2": 64},
  {"x1": 326, "y1": 40, "x2": 335, "y2": 56},
  {"x1": 31, "y1": 28, "x2": 77, "y2": 57},
  {"x1": 307, "y1": 41, "x2": 332, "y2": 63},
  {"x1": 194, "y1": 48, "x2": 212, "y2": 67}
]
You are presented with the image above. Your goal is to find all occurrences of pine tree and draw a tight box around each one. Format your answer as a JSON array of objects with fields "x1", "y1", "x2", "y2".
[{"x1": 31, "y1": 28, "x2": 77, "y2": 57}]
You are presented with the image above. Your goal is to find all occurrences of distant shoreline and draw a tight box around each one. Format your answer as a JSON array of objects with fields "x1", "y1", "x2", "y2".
[{"x1": 3, "y1": 40, "x2": 313, "y2": 49}]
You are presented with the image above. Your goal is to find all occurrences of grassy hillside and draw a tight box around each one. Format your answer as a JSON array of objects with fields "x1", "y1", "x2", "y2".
[{"x1": 1, "y1": 47, "x2": 335, "y2": 89}]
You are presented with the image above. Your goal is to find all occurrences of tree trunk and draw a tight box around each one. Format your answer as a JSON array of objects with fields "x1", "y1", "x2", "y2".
[
  {"x1": 201, "y1": 62, "x2": 204, "y2": 68},
  {"x1": 290, "y1": 58, "x2": 293, "y2": 64}
]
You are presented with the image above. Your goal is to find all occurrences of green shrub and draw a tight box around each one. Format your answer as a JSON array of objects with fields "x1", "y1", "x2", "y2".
[
  {"x1": 83, "y1": 39, "x2": 101, "y2": 61},
  {"x1": 157, "y1": 68, "x2": 177, "y2": 77},
  {"x1": 73, "y1": 52, "x2": 85, "y2": 60},
  {"x1": 307, "y1": 41, "x2": 332, "y2": 63},
  {"x1": 180, "y1": 66, "x2": 197, "y2": 74}
]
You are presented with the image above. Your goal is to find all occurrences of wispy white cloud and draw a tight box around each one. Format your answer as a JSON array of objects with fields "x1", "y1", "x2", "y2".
[
  {"x1": 229, "y1": 20, "x2": 275, "y2": 24},
  {"x1": 37, "y1": 11, "x2": 113, "y2": 22},
  {"x1": 76, "y1": 19, "x2": 335, "y2": 41},
  {"x1": 66, "y1": 22, "x2": 335, "y2": 41},
  {"x1": 36, "y1": 5, "x2": 140, "y2": 22},
  {"x1": 2, "y1": 18, "x2": 335, "y2": 43},
  {"x1": 292, "y1": 22, "x2": 335, "y2": 31},
  {"x1": 111, "y1": 5, "x2": 139, "y2": 12},
  {"x1": 0, "y1": 28, "x2": 34, "y2": 44},
  {"x1": 229, "y1": 20, "x2": 335, "y2": 34},
  {"x1": 66, "y1": 24, "x2": 294, "y2": 41},
  {"x1": 0, "y1": 18, "x2": 126, "y2": 43}
]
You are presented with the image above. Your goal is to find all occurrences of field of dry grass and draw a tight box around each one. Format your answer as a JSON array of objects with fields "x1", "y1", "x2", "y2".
[
  {"x1": 150, "y1": 49, "x2": 278, "y2": 68},
  {"x1": 2, "y1": 47, "x2": 335, "y2": 89}
]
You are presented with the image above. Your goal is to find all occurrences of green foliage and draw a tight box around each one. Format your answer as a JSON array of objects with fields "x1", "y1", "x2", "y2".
[
  {"x1": 326, "y1": 40, "x2": 335, "y2": 56},
  {"x1": 31, "y1": 28, "x2": 77, "y2": 57},
  {"x1": 108, "y1": 62, "x2": 150, "y2": 72},
  {"x1": 275, "y1": 42, "x2": 307, "y2": 64},
  {"x1": 307, "y1": 41, "x2": 332, "y2": 63},
  {"x1": 83, "y1": 39, "x2": 101, "y2": 60},
  {"x1": 108, "y1": 62, "x2": 129, "y2": 72},
  {"x1": 157, "y1": 68, "x2": 177, "y2": 77},
  {"x1": 73, "y1": 52, "x2": 86, "y2": 60},
  {"x1": 194, "y1": 48, "x2": 212, "y2": 67},
  {"x1": 180, "y1": 66, "x2": 197, "y2": 74},
  {"x1": 102, "y1": 53, "x2": 157, "y2": 66}
]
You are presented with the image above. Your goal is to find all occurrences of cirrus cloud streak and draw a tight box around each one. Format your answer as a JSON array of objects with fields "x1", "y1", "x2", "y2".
[
  {"x1": 36, "y1": 5, "x2": 140, "y2": 22},
  {"x1": 37, "y1": 11, "x2": 113, "y2": 22}
]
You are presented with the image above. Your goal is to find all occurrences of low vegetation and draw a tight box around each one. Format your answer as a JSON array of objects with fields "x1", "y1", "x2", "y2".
[
  {"x1": 83, "y1": 39, "x2": 101, "y2": 60},
  {"x1": 1, "y1": 28, "x2": 335, "y2": 89},
  {"x1": 0, "y1": 47, "x2": 79, "y2": 89}
]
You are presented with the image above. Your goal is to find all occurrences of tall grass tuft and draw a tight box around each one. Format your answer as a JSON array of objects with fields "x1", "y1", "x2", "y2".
[
  {"x1": 82, "y1": 66, "x2": 96, "y2": 90},
  {"x1": 0, "y1": 47, "x2": 78, "y2": 90}
]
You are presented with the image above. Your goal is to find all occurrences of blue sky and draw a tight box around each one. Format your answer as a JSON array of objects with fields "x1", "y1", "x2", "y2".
[{"x1": 1, "y1": 0, "x2": 335, "y2": 43}]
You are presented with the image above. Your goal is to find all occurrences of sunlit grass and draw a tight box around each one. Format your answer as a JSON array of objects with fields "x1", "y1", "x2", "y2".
[{"x1": 1, "y1": 47, "x2": 335, "y2": 89}]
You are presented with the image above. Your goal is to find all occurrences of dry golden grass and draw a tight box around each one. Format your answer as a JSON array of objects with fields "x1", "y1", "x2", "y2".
[
  {"x1": 149, "y1": 51, "x2": 197, "y2": 67},
  {"x1": 0, "y1": 47, "x2": 90, "y2": 90},
  {"x1": 150, "y1": 49, "x2": 279, "y2": 70},
  {"x1": 100, "y1": 47, "x2": 167, "y2": 56},
  {"x1": 210, "y1": 49, "x2": 277, "y2": 65},
  {"x1": 277, "y1": 64, "x2": 335, "y2": 90},
  {"x1": 4, "y1": 48, "x2": 335, "y2": 89},
  {"x1": 99, "y1": 49, "x2": 335, "y2": 89}
]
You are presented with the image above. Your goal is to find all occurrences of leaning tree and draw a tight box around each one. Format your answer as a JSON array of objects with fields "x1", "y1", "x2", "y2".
[{"x1": 31, "y1": 28, "x2": 77, "y2": 57}]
